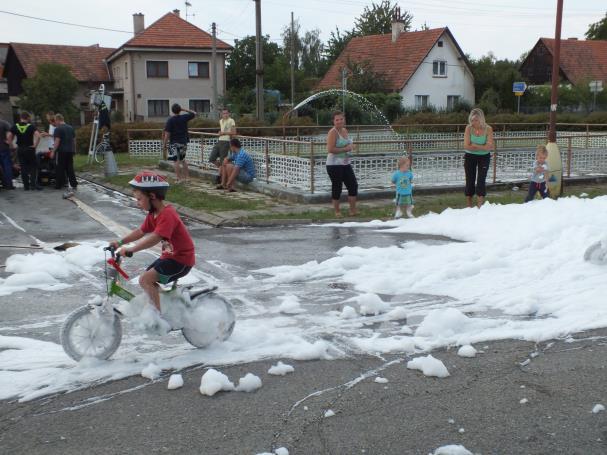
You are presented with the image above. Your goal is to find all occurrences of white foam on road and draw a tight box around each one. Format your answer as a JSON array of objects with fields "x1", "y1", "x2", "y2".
[{"x1": 3, "y1": 197, "x2": 607, "y2": 401}]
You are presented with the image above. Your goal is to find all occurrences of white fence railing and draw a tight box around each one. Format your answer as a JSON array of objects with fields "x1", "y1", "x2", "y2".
[{"x1": 128, "y1": 131, "x2": 607, "y2": 193}]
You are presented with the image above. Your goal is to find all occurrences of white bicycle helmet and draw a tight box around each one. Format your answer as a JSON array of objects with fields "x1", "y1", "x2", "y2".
[{"x1": 129, "y1": 171, "x2": 170, "y2": 199}]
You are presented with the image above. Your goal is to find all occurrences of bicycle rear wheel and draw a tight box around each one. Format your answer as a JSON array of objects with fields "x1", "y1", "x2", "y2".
[
  {"x1": 61, "y1": 305, "x2": 122, "y2": 361},
  {"x1": 181, "y1": 293, "x2": 235, "y2": 348}
]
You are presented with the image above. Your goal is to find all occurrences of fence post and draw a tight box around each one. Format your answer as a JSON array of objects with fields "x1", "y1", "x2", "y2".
[
  {"x1": 567, "y1": 136, "x2": 572, "y2": 178},
  {"x1": 492, "y1": 140, "x2": 497, "y2": 184},
  {"x1": 586, "y1": 123, "x2": 589, "y2": 148},
  {"x1": 127, "y1": 130, "x2": 131, "y2": 156},
  {"x1": 309, "y1": 142, "x2": 315, "y2": 194},
  {"x1": 265, "y1": 139, "x2": 270, "y2": 184}
]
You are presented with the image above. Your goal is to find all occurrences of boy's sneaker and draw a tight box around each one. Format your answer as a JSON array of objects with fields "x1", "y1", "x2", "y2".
[
  {"x1": 406, "y1": 207, "x2": 415, "y2": 218},
  {"x1": 394, "y1": 208, "x2": 402, "y2": 219}
]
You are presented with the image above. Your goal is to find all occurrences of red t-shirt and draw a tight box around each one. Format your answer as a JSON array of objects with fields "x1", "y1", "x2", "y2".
[{"x1": 140, "y1": 205, "x2": 195, "y2": 266}]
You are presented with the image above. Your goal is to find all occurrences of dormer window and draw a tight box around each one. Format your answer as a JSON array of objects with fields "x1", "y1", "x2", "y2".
[
  {"x1": 437, "y1": 40, "x2": 443, "y2": 47},
  {"x1": 433, "y1": 60, "x2": 447, "y2": 77}
]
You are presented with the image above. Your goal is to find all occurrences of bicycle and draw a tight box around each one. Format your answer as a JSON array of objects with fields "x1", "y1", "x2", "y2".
[
  {"x1": 60, "y1": 246, "x2": 236, "y2": 361},
  {"x1": 93, "y1": 132, "x2": 112, "y2": 164}
]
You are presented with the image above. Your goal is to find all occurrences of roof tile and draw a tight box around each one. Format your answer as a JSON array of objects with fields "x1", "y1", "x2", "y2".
[
  {"x1": 317, "y1": 28, "x2": 447, "y2": 91},
  {"x1": 9, "y1": 43, "x2": 114, "y2": 81},
  {"x1": 541, "y1": 38, "x2": 607, "y2": 84},
  {"x1": 121, "y1": 12, "x2": 231, "y2": 50}
]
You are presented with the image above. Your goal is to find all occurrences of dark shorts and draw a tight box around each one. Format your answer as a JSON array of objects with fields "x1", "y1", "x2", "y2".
[
  {"x1": 146, "y1": 258, "x2": 191, "y2": 284},
  {"x1": 209, "y1": 140, "x2": 230, "y2": 164},
  {"x1": 236, "y1": 168, "x2": 254, "y2": 184},
  {"x1": 168, "y1": 143, "x2": 187, "y2": 162}
]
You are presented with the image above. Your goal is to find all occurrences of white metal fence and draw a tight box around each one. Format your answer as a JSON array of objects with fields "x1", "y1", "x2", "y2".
[{"x1": 128, "y1": 131, "x2": 607, "y2": 193}]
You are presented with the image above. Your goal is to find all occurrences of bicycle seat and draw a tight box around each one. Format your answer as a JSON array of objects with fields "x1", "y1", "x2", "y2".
[{"x1": 188, "y1": 286, "x2": 218, "y2": 299}]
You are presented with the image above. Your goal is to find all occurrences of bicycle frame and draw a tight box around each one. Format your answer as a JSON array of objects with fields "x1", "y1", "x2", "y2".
[{"x1": 105, "y1": 248, "x2": 135, "y2": 302}]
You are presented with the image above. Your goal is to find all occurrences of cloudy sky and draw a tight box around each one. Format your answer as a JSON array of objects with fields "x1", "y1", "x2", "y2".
[{"x1": 0, "y1": 0, "x2": 603, "y2": 61}]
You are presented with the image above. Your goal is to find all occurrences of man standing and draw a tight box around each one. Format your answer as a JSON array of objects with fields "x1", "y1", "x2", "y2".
[
  {"x1": 10, "y1": 112, "x2": 41, "y2": 190},
  {"x1": 217, "y1": 138, "x2": 256, "y2": 192},
  {"x1": 0, "y1": 117, "x2": 14, "y2": 190},
  {"x1": 163, "y1": 103, "x2": 196, "y2": 183},
  {"x1": 208, "y1": 108, "x2": 236, "y2": 183},
  {"x1": 51, "y1": 113, "x2": 77, "y2": 198}
]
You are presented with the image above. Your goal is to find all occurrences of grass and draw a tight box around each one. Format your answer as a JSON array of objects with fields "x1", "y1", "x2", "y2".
[
  {"x1": 247, "y1": 182, "x2": 607, "y2": 221},
  {"x1": 74, "y1": 153, "x2": 160, "y2": 172},
  {"x1": 104, "y1": 174, "x2": 266, "y2": 212}
]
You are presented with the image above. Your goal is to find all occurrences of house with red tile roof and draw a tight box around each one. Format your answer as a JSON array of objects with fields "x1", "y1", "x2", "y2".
[
  {"x1": 317, "y1": 18, "x2": 474, "y2": 111},
  {"x1": 520, "y1": 37, "x2": 607, "y2": 86},
  {"x1": 2, "y1": 10, "x2": 231, "y2": 123},
  {"x1": 3, "y1": 42, "x2": 114, "y2": 123},
  {"x1": 105, "y1": 10, "x2": 232, "y2": 122}
]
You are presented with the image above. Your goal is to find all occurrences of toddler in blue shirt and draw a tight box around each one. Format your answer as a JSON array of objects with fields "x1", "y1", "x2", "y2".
[{"x1": 391, "y1": 156, "x2": 414, "y2": 218}]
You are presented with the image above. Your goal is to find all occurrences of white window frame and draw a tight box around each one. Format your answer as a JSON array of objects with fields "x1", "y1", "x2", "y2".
[
  {"x1": 189, "y1": 99, "x2": 211, "y2": 113},
  {"x1": 147, "y1": 99, "x2": 170, "y2": 117},
  {"x1": 146, "y1": 60, "x2": 169, "y2": 78},
  {"x1": 188, "y1": 61, "x2": 210, "y2": 79},
  {"x1": 415, "y1": 95, "x2": 429, "y2": 110},
  {"x1": 432, "y1": 60, "x2": 447, "y2": 77},
  {"x1": 447, "y1": 95, "x2": 460, "y2": 110}
]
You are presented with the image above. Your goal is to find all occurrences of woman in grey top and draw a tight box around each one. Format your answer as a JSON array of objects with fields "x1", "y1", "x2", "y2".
[{"x1": 326, "y1": 111, "x2": 358, "y2": 218}]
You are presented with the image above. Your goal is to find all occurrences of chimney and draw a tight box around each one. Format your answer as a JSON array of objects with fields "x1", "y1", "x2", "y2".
[
  {"x1": 391, "y1": 7, "x2": 406, "y2": 43},
  {"x1": 173, "y1": 9, "x2": 180, "y2": 17},
  {"x1": 133, "y1": 13, "x2": 144, "y2": 35}
]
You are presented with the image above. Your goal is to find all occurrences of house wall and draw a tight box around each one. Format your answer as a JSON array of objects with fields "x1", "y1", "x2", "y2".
[
  {"x1": 400, "y1": 33, "x2": 475, "y2": 110},
  {"x1": 111, "y1": 50, "x2": 227, "y2": 122}
]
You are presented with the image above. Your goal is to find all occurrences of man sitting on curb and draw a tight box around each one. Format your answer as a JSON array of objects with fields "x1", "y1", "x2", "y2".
[{"x1": 216, "y1": 138, "x2": 256, "y2": 193}]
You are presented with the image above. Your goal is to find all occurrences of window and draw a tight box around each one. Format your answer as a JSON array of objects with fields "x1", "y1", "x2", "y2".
[
  {"x1": 113, "y1": 65, "x2": 121, "y2": 78},
  {"x1": 432, "y1": 60, "x2": 447, "y2": 77},
  {"x1": 148, "y1": 100, "x2": 169, "y2": 117},
  {"x1": 437, "y1": 40, "x2": 444, "y2": 47},
  {"x1": 146, "y1": 61, "x2": 168, "y2": 78},
  {"x1": 189, "y1": 99, "x2": 210, "y2": 113},
  {"x1": 125, "y1": 61, "x2": 128, "y2": 79},
  {"x1": 447, "y1": 95, "x2": 460, "y2": 110},
  {"x1": 415, "y1": 95, "x2": 429, "y2": 110},
  {"x1": 188, "y1": 61, "x2": 210, "y2": 78}
]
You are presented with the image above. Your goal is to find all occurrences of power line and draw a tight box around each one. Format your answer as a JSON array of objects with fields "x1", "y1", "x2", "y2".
[{"x1": 0, "y1": 9, "x2": 132, "y2": 34}]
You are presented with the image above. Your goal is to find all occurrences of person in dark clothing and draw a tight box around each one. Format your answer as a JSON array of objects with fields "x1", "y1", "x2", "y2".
[
  {"x1": 162, "y1": 103, "x2": 196, "y2": 183},
  {"x1": 10, "y1": 112, "x2": 41, "y2": 190},
  {"x1": 0, "y1": 118, "x2": 15, "y2": 190},
  {"x1": 51, "y1": 113, "x2": 77, "y2": 198}
]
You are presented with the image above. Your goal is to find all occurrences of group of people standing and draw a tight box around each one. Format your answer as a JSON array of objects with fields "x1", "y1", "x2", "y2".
[
  {"x1": 325, "y1": 107, "x2": 551, "y2": 219},
  {"x1": 162, "y1": 105, "x2": 255, "y2": 193},
  {"x1": 0, "y1": 111, "x2": 77, "y2": 197}
]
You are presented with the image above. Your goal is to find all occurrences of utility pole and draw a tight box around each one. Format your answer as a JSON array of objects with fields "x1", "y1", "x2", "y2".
[
  {"x1": 254, "y1": 0, "x2": 264, "y2": 121},
  {"x1": 211, "y1": 22, "x2": 218, "y2": 117},
  {"x1": 290, "y1": 11, "x2": 295, "y2": 113},
  {"x1": 341, "y1": 68, "x2": 347, "y2": 113},
  {"x1": 548, "y1": 0, "x2": 563, "y2": 143},
  {"x1": 546, "y1": 0, "x2": 564, "y2": 198}
]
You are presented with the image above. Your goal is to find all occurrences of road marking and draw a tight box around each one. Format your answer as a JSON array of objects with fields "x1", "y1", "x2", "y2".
[
  {"x1": 0, "y1": 211, "x2": 27, "y2": 232},
  {"x1": 69, "y1": 197, "x2": 132, "y2": 238}
]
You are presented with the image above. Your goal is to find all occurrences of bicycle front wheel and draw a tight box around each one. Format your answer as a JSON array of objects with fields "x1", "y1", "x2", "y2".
[{"x1": 60, "y1": 305, "x2": 122, "y2": 361}]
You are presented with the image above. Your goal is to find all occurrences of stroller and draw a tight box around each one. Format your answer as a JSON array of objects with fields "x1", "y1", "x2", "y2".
[{"x1": 37, "y1": 150, "x2": 57, "y2": 186}]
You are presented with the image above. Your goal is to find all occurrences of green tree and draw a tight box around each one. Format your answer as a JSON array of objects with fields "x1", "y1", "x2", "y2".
[
  {"x1": 354, "y1": 0, "x2": 412, "y2": 35},
  {"x1": 469, "y1": 53, "x2": 521, "y2": 111},
  {"x1": 301, "y1": 29, "x2": 325, "y2": 77},
  {"x1": 226, "y1": 35, "x2": 282, "y2": 89},
  {"x1": 344, "y1": 59, "x2": 389, "y2": 94},
  {"x1": 281, "y1": 19, "x2": 302, "y2": 70},
  {"x1": 20, "y1": 63, "x2": 78, "y2": 120},
  {"x1": 325, "y1": 26, "x2": 356, "y2": 66},
  {"x1": 585, "y1": 11, "x2": 607, "y2": 40}
]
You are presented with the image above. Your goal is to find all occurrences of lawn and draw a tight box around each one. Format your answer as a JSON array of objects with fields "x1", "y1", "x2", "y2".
[{"x1": 104, "y1": 174, "x2": 266, "y2": 212}]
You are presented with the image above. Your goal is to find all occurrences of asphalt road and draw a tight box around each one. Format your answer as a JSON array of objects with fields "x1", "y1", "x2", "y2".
[{"x1": 1, "y1": 183, "x2": 606, "y2": 455}]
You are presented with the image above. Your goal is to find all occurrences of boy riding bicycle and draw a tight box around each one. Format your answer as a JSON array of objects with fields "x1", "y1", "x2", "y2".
[{"x1": 109, "y1": 171, "x2": 195, "y2": 313}]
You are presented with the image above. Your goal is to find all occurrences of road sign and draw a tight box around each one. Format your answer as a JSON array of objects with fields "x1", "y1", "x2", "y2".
[
  {"x1": 589, "y1": 80, "x2": 603, "y2": 93},
  {"x1": 513, "y1": 82, "x2": 527, "y2": 93}
]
